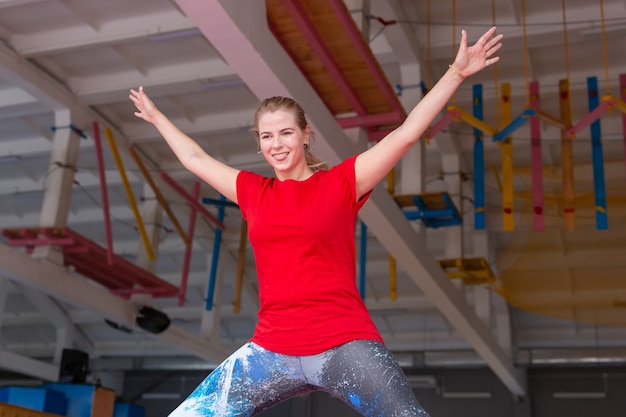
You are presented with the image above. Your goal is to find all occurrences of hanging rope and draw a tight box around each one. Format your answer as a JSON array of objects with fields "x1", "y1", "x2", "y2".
[
  {"x1": 451, "y1": 0, "x2": 457, "y2": 105},
  {"x1": 492, "y1": 0, "x2": 499, "y2": 122},
  {"x1": 427, "y1": 0, "x2": 431, "y2": 89},
  {"x1": 561, "y1": 0, "x2": 571, "y2": 83},
  {"x1": 599, "y1": 0, "x2": 611, "y2": 95},
  {"x1": 521, "y1": 0, "x2": 530, "y2": 105}
]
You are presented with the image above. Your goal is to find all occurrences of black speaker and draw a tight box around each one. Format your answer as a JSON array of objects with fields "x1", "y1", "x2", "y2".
[
  {"x1": 59, "y1": 348, "x2": 89, "y2": 383},
  {"x1": 136, "y1": 306, "x2": 171, "y2": 334}
]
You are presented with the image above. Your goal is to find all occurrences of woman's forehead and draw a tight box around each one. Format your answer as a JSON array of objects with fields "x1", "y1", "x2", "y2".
[{"x1": 258, "y1": 109, "x2": 297, "y2": 128}]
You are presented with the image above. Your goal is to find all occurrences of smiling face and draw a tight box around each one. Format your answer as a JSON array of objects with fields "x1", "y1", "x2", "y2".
[{"x1": 257, "y1": 108, "x2": 312, "y2": 181}]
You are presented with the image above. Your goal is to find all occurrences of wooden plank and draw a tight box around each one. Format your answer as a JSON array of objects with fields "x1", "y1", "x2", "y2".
[{"x1": 266, "y1": 0, "x2": 395, "y2": 116}]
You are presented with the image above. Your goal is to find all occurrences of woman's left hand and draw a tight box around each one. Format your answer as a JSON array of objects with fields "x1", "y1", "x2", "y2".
[{"x1": 451, "y1": 26, "x2": 503, "y2": 79}]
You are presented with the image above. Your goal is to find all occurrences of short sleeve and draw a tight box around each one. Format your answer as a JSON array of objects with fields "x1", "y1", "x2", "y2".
[
  {"x1": 236, "y1": 170, "x2": 264, "y2": 220},
  {"x1": 331, "y1": 155, "x2": 372, "y2": 211}
]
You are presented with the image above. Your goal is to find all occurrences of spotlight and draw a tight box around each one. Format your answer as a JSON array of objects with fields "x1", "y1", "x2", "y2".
[{"x1": 136, "y1": 306, "x2": 171, "y2": 334}]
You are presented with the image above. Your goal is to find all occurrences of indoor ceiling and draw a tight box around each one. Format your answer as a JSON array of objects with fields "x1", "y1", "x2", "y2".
[{"x1": 1, "y1": 0, "x2": 626, "y2": 398}]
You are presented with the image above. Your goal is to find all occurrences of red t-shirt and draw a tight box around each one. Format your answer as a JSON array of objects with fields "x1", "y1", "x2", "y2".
[{"x1": 236, "y1": 155, "x2": 383, "y2": 355}]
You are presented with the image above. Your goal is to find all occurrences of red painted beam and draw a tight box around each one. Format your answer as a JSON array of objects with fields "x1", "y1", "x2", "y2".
[
  {"x1": 91, "y1": 121, "x2": 114, "y2": 265},
  {"x1": 159, "y1": 172, "x2": 225, "y2": 231}
]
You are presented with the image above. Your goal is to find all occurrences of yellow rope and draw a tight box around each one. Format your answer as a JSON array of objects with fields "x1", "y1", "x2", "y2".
[
  {"x1": 452, "y1": 0, "x2": 457, "y2": 105},
  {"x1": 599, "y1": 0, "x2": 611, "y2": 95},
  {"x1": 492, "y1": 0, "x2": 499, "y2": 124},
  {"x1": 521, "y1": 0, "x2": 530, "y2": 105},
  {"x1": 427, "y1": 0, "x2": 431, "y2": 89},
  {"x1": 561, "y1": 0, "x2": 571, "y2": 82}
]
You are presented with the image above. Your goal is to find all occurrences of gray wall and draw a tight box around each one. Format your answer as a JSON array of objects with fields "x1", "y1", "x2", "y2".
[{"x1": 122, "y1": 366, "x2": 626, "y2": 417}]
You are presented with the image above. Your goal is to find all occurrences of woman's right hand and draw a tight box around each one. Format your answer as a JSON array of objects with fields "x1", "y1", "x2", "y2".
[{"x1": 129, "y1": 86, "x2": 160, "y2": 124}]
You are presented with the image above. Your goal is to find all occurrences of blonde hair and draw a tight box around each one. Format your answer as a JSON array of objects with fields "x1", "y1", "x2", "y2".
[{"x1": 251, "y1": 96, "x2": 328, "y2": 171}]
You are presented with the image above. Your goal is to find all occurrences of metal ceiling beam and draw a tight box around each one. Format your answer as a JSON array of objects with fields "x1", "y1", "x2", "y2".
[
  {"x1": 10, "y1": 11, "x2": 195, "y2": 57},
  {"x1": 174, "y1": 0, "x2": 526, "y2": 397},
  {"x1": 0, "y1": 242, "x2": 231, "y2": 363},
  {"x1": 0, "y1": 350, "x2": 59, "y2": 381}
]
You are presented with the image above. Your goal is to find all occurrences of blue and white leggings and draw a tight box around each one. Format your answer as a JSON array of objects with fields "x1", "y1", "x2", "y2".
[{"x1": 168, "y1": 339, "x2": 430, "y2": 417}]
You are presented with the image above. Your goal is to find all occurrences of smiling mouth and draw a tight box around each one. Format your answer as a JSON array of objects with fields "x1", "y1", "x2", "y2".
[{"x1": 272, "y1": 152, "x2": 289, "y2": 159}]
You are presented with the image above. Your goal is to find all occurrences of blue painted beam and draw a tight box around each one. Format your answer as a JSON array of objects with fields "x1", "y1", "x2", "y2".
[
  {"x1": 206, "y1": 195, "x2": 227, "y2": 310},
  {"x1": 492, "y1": 108, "x2": 536, "y2": 142},
  {"x1": 473, "y1": 84, "x2": 485, "y2": 230},
  {"x1": 587, "y1": 77, "x2": 608, "y2": 230}
]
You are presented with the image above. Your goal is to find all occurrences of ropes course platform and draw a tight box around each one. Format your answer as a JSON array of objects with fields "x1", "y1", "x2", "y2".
[
  {"x1": 438, "y1": 257, "x2": 495, "y2": 285},
  {"x1": 393, "y1": 192, "x2": 462, "y2": 228},
  {"x1": 2, "y1": 227, "x2": 178, "y2": 299}
]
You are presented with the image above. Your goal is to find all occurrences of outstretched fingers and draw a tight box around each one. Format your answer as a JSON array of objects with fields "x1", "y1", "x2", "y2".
[{"x1": 129, "y1": 86, "x2": 155, "y2": 122}]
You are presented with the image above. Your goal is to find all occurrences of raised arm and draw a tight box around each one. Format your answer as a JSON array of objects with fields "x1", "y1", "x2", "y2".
[
  {"x1": 354, "y1": 27, "x2": 503, "y2": 199},
  {"x1": 129, "y1": 87, "x2": 240, "y2": 203}
]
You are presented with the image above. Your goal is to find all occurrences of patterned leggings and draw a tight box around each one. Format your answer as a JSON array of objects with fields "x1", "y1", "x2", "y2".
[{"x1": 168, "y1": 339, "x2": 430, "y2": 417}]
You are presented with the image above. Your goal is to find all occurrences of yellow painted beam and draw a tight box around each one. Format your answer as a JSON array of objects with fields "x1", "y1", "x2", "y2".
[
  {"x1": 447, "y1": 105, "x2": 498, "y2": 136},
  {"x1": 533, "y1": 109, "x2": 570, "y2": 131},
  {"x1": 500, "y1": 83, "x2": 514, "y2": 231},
  {"x1": 606, "y1": 95, "x2": 626, "y2": 114},
  {"x1": 129, "y1": 146, "x2": 191, "y2": 248},
  {"x1": 233, "y1": 220, "x2": 248, "y2": 314},
  {"x1": 104, "y1": 128, "x2": 154, "y2": 260}
]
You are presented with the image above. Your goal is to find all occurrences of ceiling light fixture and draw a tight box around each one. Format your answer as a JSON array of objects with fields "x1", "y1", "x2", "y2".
[{"x1": 553, "y1": 392, "x2": 606, "y2": 399}]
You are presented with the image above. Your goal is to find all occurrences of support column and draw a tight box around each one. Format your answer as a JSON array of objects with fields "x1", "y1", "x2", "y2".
[
  {"x1": 442, "y1": 153, "x2": 463, "y2": 289},
  {"x1": 35, "y1": 109, "x2": 81, "y2": 261},
  {"x1": 473, "y1": 231, "x2": 491, "y2": 325},
  {"x1": 39, "y1": 109, "x2": 81, "y2": 228},
  {"x1": 0, "y1": 278, "x2": 8, "y2": 339}
]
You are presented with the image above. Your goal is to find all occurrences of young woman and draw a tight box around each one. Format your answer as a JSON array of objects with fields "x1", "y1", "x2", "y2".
[{"x1": 130, "y1": 27, "x2": 502, "y2": 417}]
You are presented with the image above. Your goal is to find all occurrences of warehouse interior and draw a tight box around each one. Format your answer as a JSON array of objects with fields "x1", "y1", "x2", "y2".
[{"x1": 1, "y1": 0, "x2": 626, "y2": 416}]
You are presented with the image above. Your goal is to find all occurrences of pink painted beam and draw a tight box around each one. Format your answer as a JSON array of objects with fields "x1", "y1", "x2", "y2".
[
  {"x1": 91, "y1": 121, "x2": 114, "y2": 265},
  {"x1": 565, "y1": 99, "x2": 612, "y2": 137},
  {"x1": 3, "y1": 227, "x2": 179, "y2": 298},
  {"x1": 529, "y1": 81, "x2": 544, "y2": 231},
  {"x1": 280, "y1": 0, "x2": 367, "y2": 116},
  {"x1": 621, "y1": 74, "x2": 626, "y2": 183},
  {"x1": 179, "y1": 182, "x2": 200, "y2": 306},
  {"x1": 425, "y1": 109, "x2": 459, "y2": 140},
  {"x1": 159, "y1": 171, "x2": 225, "y2": 231},
  {"x1": 328, "y1": 0, "x2": 406, "y2": 116}
]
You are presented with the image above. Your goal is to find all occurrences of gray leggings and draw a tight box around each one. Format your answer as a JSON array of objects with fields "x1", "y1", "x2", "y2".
[{"x1": 168, "y1": 339, "x2": 430, "y2": 417}]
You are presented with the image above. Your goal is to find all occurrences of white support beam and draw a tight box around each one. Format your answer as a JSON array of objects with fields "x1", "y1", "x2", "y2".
[
  {"x1": 0, "y1": 350, "x2": 59, "y2": 381},
  {"x1": 72, "y1": 59, "x2": 235, "y2": 104},
  {"x1": 18, "y1": 285, "x2": 94, "y2": 355},
  {"x1": 56, "y1": 0, "x2": 101, "y2": 31},
  {"x1": 174, "y1": 0, "x2": 526, "y2": 397},
  {"x1": 123, "y1": 108, "x2": 254, "y2": 143},
  {"x1": 0, "y1": 0, "x2": 43, "y2": 7},
  {"x1": 0, "y1": 39, "x2": 132, "y2": 150},
  {"x1": 10, "y1": 11, "x2": 195, "y2": 57},
  {"x1": 0, "y1": 242, "x2": 231, "y2": 362}
]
